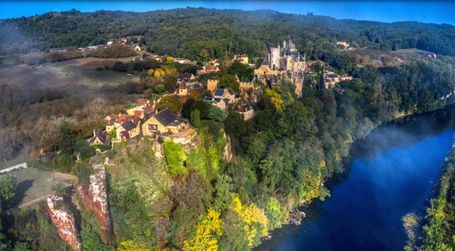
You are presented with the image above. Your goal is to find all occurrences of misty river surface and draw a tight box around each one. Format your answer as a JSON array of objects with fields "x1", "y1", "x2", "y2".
[{"x1": 259, "y1": 105, "x2": 455, "y2": 251}]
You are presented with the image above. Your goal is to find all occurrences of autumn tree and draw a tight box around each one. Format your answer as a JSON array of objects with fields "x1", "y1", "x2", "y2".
[
  {"x1": 183, "y1": 208, "x2": 223, "y2": 251},
  {"x1": 117, "y1": 240, "x2": 148, "y2": 251}
]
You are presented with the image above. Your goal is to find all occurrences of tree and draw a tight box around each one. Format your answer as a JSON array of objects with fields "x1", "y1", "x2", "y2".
[
  {"x1": 199, "y1": 49, "x2": 210, "y2": 64},
  {"x1": 163, "y1": 141, "x2": 188, "y2": 177},
  {"x1": 218, "y1": 74, "x2": 240, "y2": 94},
  {"x1": 227, "y1": 61, "x2": 254, "y2": 82},
  {"x1": 117, "y1": 240, "x2": 148, "y2": 251},
  {"x1": 0, "y1": 175, "x2": 17, "y2": 210},
  {"x1": 154, "y1": 84, "x2": 165, "y2": 94},
  {"x1": 229, "y1": 194, "x2": 269, "y2": 248},
  {"x1": 13, "y1": 242, "x2": 30, "y2": 251},
  {"x1": 207, "y1": 106, "x2": 225, "y2": 122},
  {"x1": 58, "y1": 121, "x2": 77, "y2": 154},
  {"x1": 190, "y1": 109, "x2": 201, "y2": 128},
  {"x1": 157, "y1": 95, "x2": 182, "y2": 113},
  {"x1": 266, "y1": 197, "x2": 286, "y2": 228},
  {"x1": 80, "y1": 211, "x2": 111, "y2": 251},
  {"x1": 183, "y1": 208, "x2": 223, "y2": 251}
]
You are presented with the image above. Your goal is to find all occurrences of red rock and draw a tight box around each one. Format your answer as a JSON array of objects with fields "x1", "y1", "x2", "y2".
[
  {"x1": 78, "y1": 165, "x2": 113, "y2": 244},
  {"x1": 47, "y1": 195, "x2": 82, "y2": 251}
]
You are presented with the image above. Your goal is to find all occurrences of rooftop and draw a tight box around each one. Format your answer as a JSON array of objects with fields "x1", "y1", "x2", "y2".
[{"x1": 154, "y1": 108, "x2": 185, "y2": 127}]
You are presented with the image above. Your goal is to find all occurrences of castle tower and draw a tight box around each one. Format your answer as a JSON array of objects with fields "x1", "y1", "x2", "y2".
[
  {"x1": 288, "y1": 36, "x2": 296, "y2": 52},
  {"x1": 269, "y1": 45, "x2": 281, "y2": 70}
]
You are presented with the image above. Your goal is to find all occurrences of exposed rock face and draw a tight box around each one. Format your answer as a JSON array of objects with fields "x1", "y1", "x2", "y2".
[
  {"x1": 223, "y1": 133, "x2": 233, "y2": 162},
  {"x1": 47, "y1": 195, "x2": 82, "y2": 251},
  {"x1": 78, "y1": 164, "x2": 113, "y2": 244}
]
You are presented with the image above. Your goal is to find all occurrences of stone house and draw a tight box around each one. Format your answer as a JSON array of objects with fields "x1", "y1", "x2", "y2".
[
  {"x1": 88, "y1": 130, "x2": 111, "y2": 146},
  {"x1": 214, "y1": 88, "x2": 236, "y2": 104},
  {"x1": 142, "y1": 108, "x2": 188, "y2": 137},
  {"x1": 115, "y1": 118, "x2": 141, "y2": 140},
  {"x1": 237, "y1": 103, "x2": 255, "y2": 121}
]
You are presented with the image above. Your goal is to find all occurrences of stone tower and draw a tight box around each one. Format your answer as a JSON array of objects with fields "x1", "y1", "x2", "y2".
[{"x1": 269, "y1": 45, "x2": 281, "y2": 70}]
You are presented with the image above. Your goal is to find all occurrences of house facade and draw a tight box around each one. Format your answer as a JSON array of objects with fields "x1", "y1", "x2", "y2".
[{"x1": 142, "y1": 108, "x2": 188, "y2": 137}]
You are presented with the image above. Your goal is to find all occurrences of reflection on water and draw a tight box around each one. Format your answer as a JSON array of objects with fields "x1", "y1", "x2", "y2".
[{"x1": 259, "y1": 105, "x2": 455, "y2": 251}]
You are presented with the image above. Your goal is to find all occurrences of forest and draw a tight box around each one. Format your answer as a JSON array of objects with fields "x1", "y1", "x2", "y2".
[
  {"x1": 1, "y1": 8, "x2": 455, "y2": 60},
  {"x1": 1, "y1": 7, "x2": 455, "y2": 251}
]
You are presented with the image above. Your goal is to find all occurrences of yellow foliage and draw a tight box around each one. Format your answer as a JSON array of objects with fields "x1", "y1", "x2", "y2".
[
  {"x1": 335, "y1": 151, "x2": 342, "y2": 162},
  {"x1": 230, "y1": 194, "x2": 269, "y2": 247},
  {"x1": 147, "y1": 69, "x2": 154, "y2": 76},
  {"x1": 163, "y1": 66, "x2": 177, "y2": 76},
  {"x1": 183, "y1": 209, "x2": 223, "y2": 251},
  {"x1": 154, "y1": 69, "x2": 164, "y2": 78},
  {"x1": 319, "y1": 160, "x2": 326, "y2": 169},
  {"x1": 166, "y1": 57, "x2": 175, "y2": 64},
  {"x1": 299, "y1": 170, "x2": 322, "y2": 202},
  {"x1": 117, "y1": 240, "x2": 149, "y2": 251},
  {"x1": 265, "y1": 89, "x2": 284, "y2": 112}
]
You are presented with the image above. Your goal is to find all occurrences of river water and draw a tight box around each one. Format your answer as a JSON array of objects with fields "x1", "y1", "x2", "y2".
[{"x1": 259, "y1": 105, "x2": 455, "y2": 251}]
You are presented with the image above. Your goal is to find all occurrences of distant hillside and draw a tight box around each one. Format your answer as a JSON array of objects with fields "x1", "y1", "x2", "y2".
[{"x1": 1, "y1": 8, "x2": 455, "y2": 59}]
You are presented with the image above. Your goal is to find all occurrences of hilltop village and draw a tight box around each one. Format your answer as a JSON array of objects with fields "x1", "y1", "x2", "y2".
[
  {"x1": 3, "y1": 35, "x2": 355, "y2": 250},
  {"x1": 85, "y1": 36, "x2": 352, "y2": 151}
]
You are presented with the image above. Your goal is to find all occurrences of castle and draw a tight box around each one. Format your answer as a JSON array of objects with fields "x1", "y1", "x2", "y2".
[{"x1": 268, "y1": 36, "x2": 306, "y2": 73}]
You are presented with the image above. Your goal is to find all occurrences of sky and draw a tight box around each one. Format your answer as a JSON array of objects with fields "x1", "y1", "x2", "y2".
[{"x1": 1, "y1": 1, "x2": 455, "y2": 25}]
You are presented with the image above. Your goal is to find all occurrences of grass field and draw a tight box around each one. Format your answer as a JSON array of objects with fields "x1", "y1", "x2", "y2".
[
  {"x1": 0, "y1": 57, "x2": 135, "y2": 92},
  {"x1": 1, "y1": 167, "x2": 78, "y2": 208}
]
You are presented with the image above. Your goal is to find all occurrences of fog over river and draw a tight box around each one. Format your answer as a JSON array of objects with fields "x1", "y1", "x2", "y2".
[{"x1": 259, "y1": 104, "x2": 455, "y2": 251}]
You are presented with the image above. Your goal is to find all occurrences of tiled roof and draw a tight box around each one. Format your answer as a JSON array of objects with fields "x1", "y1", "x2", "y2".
[
  {"x1": 121, "y1": 120, "x2": 137, "y2": 131},
  {"x1": 154, "y1": 108, "x2": 185, "y2": 127}
]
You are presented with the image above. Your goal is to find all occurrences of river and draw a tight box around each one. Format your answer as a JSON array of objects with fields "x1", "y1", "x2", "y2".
[{"x1": 259, "y1": 104, "x2": 455, "y2": 251}]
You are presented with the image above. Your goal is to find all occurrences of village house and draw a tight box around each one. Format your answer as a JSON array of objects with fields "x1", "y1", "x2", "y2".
[
  {"x1": 176, "y1": 82, "x2": 204, "y2": 97},
  {"x1": 126, "y1": 98, "x2": 156, "y2": 119},
  {"x1": 237, "y1": 103, "x2": 255, "y2": 120},
  {"x1": 214, "y1": 88, "x2": 236, "y2": 104},
  {"x1": 116, "y1": 118, "x2": 141, "y2": 140},
  {"x1": 105, "y1": 114, "x2": 136, "y2": 133},
  {"x1": 204, "y1": 96, "x2": 227, "y2": 111},
  {"x1": 174, "y1": 58, "x2": 196, "y2": 65},
  {"x1": 88, "y1": 130, "x2": 111, "y2": 146},
  {"x1": 254, "y1": 64, "x2": 279, "y2": 76},
  {"x1": 142, "y1": 108, "x2": 189, "y2": 137},
  {"x1": 324, "y1": 71, "x2": 353, "y2": 89},
  {"x1": 179, "y1": 73, "x2": 197, "y2": 83},
  {"x1": 237, "y1": 75, "x2": 255, "y2": 95},
  {"x1": 233, "y1": 54, "x2": 249, "y2": 64},
  {"x1": 197, "y1": 59, "x2": 220, "y2": 75}
]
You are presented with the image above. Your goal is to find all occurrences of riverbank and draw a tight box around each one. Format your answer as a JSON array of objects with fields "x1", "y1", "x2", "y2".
[
  {"x1": 419, "y1": 135, "x2": 455, "y2": 250},
  {"x1": 258, "y1": 103, "x2": 455, "y2": 250}
]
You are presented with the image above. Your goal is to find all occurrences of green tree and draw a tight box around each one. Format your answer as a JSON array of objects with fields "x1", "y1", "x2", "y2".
[
  {"x1": 199, "y1": 49, "x2": 210, "y2": 64},
  {"x1": 13, "y1": 242, "x2": 30, "y2": 251},
  {"x1": 207, "y1": 106, "x2": 225, "y2": 122},
  {"x1": 218, "y1": 74, "x2": 240, "y2": 94},
  {"x1": 0, "y1": 175, "x2": 17, "y2": 210},
  {"x1": 190, "y1": 109, "x2": 201, "y2": 128},
  {"x1": 157, "y1": 95, "x2": 182, "y2": 113}
]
